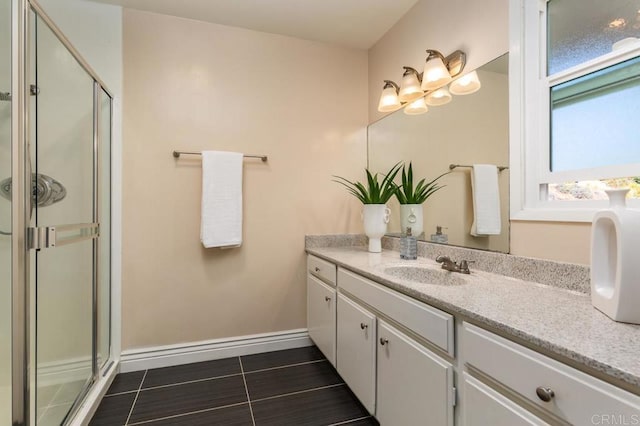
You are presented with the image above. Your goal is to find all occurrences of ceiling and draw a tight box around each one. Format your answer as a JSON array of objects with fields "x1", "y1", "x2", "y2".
[{"x1": 91, "y1": 0, "x2": 420, "y2": 49}]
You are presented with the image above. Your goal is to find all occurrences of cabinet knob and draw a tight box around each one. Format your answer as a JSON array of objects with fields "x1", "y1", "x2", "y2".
[
  {"x1": 535, "y1": 387, "x2": 555, "y2": 402},
  {"x1": 379, "y1": 338, "x2": 389, "y2": 346},
  {"x1": 324, "y1": 296, "x2": 331, "y2": 302},
  {"x1": 315, "y1": 267, "x2": 321, "y2": 272},
  {"x1": 360, "y1": 323, "x2": 368, "y2": 330}
]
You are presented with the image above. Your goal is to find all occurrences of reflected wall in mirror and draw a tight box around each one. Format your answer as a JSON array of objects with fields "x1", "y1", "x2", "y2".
[{"x1": 368, "y1": 53, "x2": 510, "y2": 253}]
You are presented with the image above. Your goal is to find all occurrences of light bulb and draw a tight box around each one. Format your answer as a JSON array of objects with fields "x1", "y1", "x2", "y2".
[
  {"x1": 377, "y1": 81, "x2": 401, "y2": 112},
  {"x1": 398, "y1": 67, "x2": 424, "y2": 103},
  {"x1": 421, "y1": 52, "x2": 452, "y2": 91},
  {"x1": 425, "y1": 87, "x2": 452, "y2": 106},
  {"x1": 404, "y1": 97, "x2": 428, "y2": 115},
  {"x1": 449, "y1": 70, "x2": 481, "y2": 95}
]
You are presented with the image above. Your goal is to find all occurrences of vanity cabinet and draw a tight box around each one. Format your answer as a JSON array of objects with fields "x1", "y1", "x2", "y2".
[
  {"x1": 307, "y1": 255, "x2": 337, "y2": 366},
  {"x1": 336, "y1": 293, "x2": 376, "y2": 414},
  {"x1": 334, "y1": 265, "x2": 455, "y2": 425}
]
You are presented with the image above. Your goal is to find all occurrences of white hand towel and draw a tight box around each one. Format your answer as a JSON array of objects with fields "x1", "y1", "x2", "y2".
[
  {"x1": 201, "y1": 151, "x2": 243, "y2": 248},
  {"x1": 470, "y1": 164, "x2": 501, "y2": 236}
]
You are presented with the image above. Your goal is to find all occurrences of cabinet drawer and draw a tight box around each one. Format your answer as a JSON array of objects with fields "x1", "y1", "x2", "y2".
[
  {"x1": 338, "y1": 268, "x2": 454, "y2": 356},
  {"x1": 463, "y1": 373, "x2": 550, "y2": 426},
  {"x1": 463, "y1": 322, "x2": 640, "y2": 425},
  {"x1": 308, "y1": 255, "x2": 337, "y2": 286}
]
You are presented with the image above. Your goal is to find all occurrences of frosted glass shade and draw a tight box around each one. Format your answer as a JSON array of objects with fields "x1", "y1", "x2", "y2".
[
  {"x1": 449, "y1": 70, "x2": 481, "y2": 95},
  {"x1": 404, "y1": 97, "x2": 428, "y2": 115},
  {"x1": 398, "y1": 70, "x2": 424, "y2": 103},
  {"x1": 421, "y1": 56, "x2": 452, "y2": 91},
  {"x1": 378, "y1": 86, "x2": 402, "y2": 112},
  {"x1": 425, "y1": 87, "x2": 452, "y2": 106}
]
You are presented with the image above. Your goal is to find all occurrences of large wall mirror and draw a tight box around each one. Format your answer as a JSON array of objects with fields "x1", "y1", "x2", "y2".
[{"x1": 368, "y1": 53, "x2": 510, "y2": 253}]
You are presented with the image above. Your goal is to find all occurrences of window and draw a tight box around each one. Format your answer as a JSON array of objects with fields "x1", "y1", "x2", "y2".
[{"x1": 511, "y1": 0, "x2": 640, "y2": 221}]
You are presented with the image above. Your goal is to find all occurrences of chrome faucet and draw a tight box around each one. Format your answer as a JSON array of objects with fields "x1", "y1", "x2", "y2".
[{"x1": 435, "y1": 255, "x2": 473, "y2": 274}]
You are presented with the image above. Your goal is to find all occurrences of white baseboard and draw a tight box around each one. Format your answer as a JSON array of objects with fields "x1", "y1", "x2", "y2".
[
  {"x1": 38, "y1": 357, "x2": 93, "y2": 387},
  {"x1": 120, "y1": 328, "x2": 312, "y2": 373}
]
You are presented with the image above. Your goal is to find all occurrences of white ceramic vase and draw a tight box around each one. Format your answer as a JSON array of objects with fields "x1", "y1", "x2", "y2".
[
  {"x1": 362, "y1": 204, "x2": 390, "y2": 253},
  {"x1": 399, "y1": 204, "x2": 424, "y2": 237},
  {"x1": 591, "y1": 188, "x2": 640, "y2": 324}
]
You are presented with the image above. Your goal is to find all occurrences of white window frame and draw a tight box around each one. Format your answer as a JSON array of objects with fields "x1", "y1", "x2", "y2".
[{"x1": 510, "y1": 0, "x2": 640, "y2": 222}]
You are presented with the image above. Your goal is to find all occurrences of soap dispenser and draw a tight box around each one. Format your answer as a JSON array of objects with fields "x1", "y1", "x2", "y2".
[
  {"x1": 591, "y1": 188, "x2": 640, "y2": 324},
  {"x1": 400, "y1": 227, "x2": 417, "y2": 260},
  {"x1": 430, "y1": 226, "x2": 448, "y2": 244}
]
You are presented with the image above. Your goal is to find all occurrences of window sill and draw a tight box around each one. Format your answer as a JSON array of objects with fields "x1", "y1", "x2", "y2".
[{"x1": 511, "y1": 208, "x2": 596, "y2": 223}]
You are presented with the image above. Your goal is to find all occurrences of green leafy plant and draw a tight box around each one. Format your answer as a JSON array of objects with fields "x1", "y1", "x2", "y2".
[
  {"x1": 333, "y1": 163, "x2": 402, "y2": 204},
  {"x1": 395, "y1": 162, "x2": 448, "y2": 204}
]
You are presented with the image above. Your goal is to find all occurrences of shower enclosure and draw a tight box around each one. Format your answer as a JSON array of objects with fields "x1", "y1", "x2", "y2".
[{"x1": 2, "y1": 0, "x2": 114, "y2": 424}]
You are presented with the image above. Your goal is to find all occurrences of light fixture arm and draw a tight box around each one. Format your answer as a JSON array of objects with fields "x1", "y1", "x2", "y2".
[
  {"x1": 402, "y1": 66, "x2": 421, "y2": 80},
  {"x1": 383, "y1": 80, "x2": 400, "y2": 92}
]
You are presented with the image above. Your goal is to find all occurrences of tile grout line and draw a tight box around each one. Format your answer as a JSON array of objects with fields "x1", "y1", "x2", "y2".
[
  {"x1": 238, "y1": 357, "x2": 256, "y2": 426},
  {"x1": 124, "y1": 369, "x2": 148, "y2": 426},
  {"x1": 244, "y1": 359, "x2": 326, "y2": 375},
  {"x1": 251, "y1": 383, "x2": 346, "y2": 404},
  {"x1": 134, "y1": 372, "x2": 244, "y2": 392},
  {"x1": 328, "y1": 415, "x2": 374, "y2": 426},
  {"x1": 126, "y1": 401, "x2": 250, "y2": 425}
]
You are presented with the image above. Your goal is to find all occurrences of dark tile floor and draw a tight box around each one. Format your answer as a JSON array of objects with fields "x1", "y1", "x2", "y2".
[{"x1": 90, "y1": 346, "x2": 379, "y2": 425}]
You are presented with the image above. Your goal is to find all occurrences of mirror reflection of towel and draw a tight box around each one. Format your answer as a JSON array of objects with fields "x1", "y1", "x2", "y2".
[
  {"x1": 200, "y1": 151, "x2": 243, "y2": 248},
  {"x1": 470, "y1": 164, "x2": 501, "y2": 236}
]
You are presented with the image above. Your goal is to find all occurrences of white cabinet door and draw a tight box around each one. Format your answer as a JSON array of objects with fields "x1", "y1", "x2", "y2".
[
  {"x1": 376, "y1": 320, "x2": 454, "y2": 426},
  {"x1": 307, "y1": 274, "x2": 336, "y2": 366},
  {"x1": 462, "y1": 373, "x2": 550, "y2": 426},
  {"x1": 336, "y1": 294, "x2": 376, "y2": 415}
]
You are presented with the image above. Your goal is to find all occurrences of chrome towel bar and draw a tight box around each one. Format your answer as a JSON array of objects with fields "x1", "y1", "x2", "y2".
[
  {"x1": 449, "y1": 164, "x2": 508, "y2": 172},
  {"x1": 173, "y1": 150, "x2": 268, "y2": 162}
]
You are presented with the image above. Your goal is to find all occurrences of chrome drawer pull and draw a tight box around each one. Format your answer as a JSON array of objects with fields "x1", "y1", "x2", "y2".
[
  {"x1": 379, "y1": 338, "x2": 389, "y2": 346},
  {"x1": 536, "y1": 387, "x2": 555, "y2": 402},
  {"x1": 360, "y1": 323, "x2": 368, "y2": 330},
  {"x1": 324, "y1": 296, "x2": 331, "y2": 302}
]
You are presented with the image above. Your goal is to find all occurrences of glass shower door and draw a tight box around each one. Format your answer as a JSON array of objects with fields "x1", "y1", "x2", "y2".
[
  {"x1": 32, "y1": 13, "x2": 97, "y2": 425},
  {"x1": 0, "y1": 0, "x2": 11, "y2": 423}
]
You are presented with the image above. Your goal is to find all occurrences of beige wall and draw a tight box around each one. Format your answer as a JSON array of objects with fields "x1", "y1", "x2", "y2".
[
  {"x1": 368, "y1": 0, "x2": 509, "y2": 123},
  {"x1": 511, "y1": 222, "x2": 591, "y2": 265},
  {"x1": 122, "y1": 10, "x2": 367, "y2": 350}
]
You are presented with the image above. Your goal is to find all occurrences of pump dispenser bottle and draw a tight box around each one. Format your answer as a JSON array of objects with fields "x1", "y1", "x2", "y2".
[
  {"x1": 430, "y1": 226, "x2": 448, "y2": 244},
  {"x1": 400, "y1": 227, "x2": 417, "y2": 260}
]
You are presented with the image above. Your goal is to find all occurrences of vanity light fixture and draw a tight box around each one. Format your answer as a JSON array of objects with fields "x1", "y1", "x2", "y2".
[
  {"x1": 404, "y1": 96, "x2": 428, "y2": 115},
  {"x1": 425, "y1": 86, "x2": 452, "y2": 106},
  {"x1": 421, "y1": 49, "x2": 466, "y2": 91},
  {"x1": 449, "y1": 70, "x2": 482, "y2": 95},
  {"x1": 398, "y1": 67, "x2": 424, "y2": 102},
  {"x1": 377, "y1": 80, "x2": 402, "y2": 112}
]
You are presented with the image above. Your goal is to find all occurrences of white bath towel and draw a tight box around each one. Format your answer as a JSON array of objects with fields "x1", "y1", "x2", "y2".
[
  {"x1": 470, "y1": 164, "x2": 501, "y2": 236},
  {"x1": 200, "y1": 151, "x2": 243, "y2": 248}
]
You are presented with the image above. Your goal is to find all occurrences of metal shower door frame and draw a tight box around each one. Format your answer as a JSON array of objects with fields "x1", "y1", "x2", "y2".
[{"x1": 11, "y1": 0, "x2": 114, "y2": 424}]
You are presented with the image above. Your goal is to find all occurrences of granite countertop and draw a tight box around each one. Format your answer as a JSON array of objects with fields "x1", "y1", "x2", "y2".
[{"x1": 306, "y1": 245, "x2": 640, "y2": 393}]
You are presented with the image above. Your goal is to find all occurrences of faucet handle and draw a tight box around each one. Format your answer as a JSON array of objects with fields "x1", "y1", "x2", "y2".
[{"x1": 459, "y1": 260, "x2": 475, "y2": 274}]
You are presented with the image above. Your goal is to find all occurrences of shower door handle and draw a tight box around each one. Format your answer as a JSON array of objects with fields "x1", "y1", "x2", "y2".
[{"x1": 27, "y1": 223, "x2": 99, "y2": 250}]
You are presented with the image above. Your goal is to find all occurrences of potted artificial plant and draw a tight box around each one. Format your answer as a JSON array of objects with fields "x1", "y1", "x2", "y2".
[
  {"x1": 333, "y1": 163, "x2": 401, "y2": 252},
  {"x1": 395, "y1": 162, "x2": 448, "y2": 237}
]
